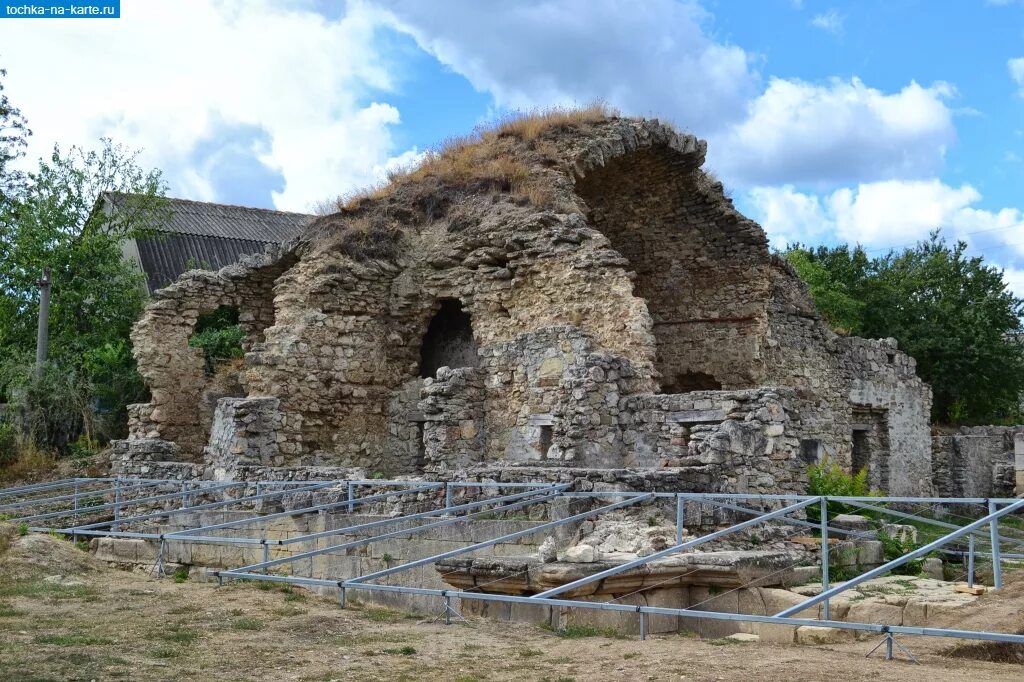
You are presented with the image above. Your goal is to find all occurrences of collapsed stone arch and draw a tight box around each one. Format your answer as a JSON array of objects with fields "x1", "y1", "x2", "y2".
[{"x1": 573, "y1": 143, "x2": 771, "y2": 392}]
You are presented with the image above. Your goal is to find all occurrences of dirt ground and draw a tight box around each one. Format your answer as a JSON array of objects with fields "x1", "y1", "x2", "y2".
[{"x1": 1, "y1": 530, "x2": 1023, "y2": 681}]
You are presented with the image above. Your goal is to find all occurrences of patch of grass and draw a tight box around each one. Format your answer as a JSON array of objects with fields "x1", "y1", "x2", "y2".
[
  {"x1": 519, "y1": 647, "x2": 544, "y2": 657},
  {"x1": 151, "y1": 646, "x2": 181, "y2": 659},
  {"x1": 382, "y1": 645, "x2": 416, "y2": 656},
  {"x1": 172, "y1": 566, "x2": 190, "y2": 583},
  {"x1": 539, "y1": 623, "x2": 622, "y2": 639},
  {"x1": 158, "y1": 624, "x2": 199, "y2": 645},
  {"x1": 273, "y1": 606, "x2": 307, "y2": 617},
  {"x1": 0, "y1": 601, "x2": 23, "y2": 617},
  {"x1": 707, "y1": 638, "x2": 746, "y2": 646},
  {"x1": 17, "y1": 521, "x2": 28, "y2": 536},
  {"x1": 623, "y1": 651, "x2": 641, "y2": 659},
  {"x1": 360, "y1": 607, "x2": 404, "y2": 623},
  {"x1": 232, "y1": 617, "x2": 264, "y2": 631},
  {"x1": 61, "y1": 651, "x2": 95, "y2": 666},
  {"x1": 0, "y1": 578, "x2": 96, "y2": 600},
  {"x1": 0, "y1": 437, "x2": 56, "y2": 483},
  {"x1": 33, "y1": 633, "x2": 114, "y2": 646}
]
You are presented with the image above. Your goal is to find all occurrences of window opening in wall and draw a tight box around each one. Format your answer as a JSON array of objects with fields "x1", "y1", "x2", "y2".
[
  {"x1": 188, "y1": 305, "x2": 244, "y2": 376},
  {"x1": 851, "y1": 428, "x2": 870, "y2": 476},
  {"x1": 799, "y1": 439, "x2": 822, "y2": 465},
  {"x1": 664, "y1": 371, "x2": 722, "y2": 393},
  {"x1": 419, "y1": 299, "x2": 479, "y2": 379},
  {"x1": 538, "y1": 425, "x2": 553, "y2": 458}
]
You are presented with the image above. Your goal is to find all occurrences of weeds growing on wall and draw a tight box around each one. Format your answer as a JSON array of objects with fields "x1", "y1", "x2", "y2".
[{"x1": 188, "y1": 306, "x2": 244, "y2": 376}]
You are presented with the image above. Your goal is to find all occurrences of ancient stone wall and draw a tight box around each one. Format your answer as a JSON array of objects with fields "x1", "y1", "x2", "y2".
[
  {"x1": 841, "y1": 337, "x2": 933, "y2": 496},
  {"x1": 932, "y1": 426, "x2": 1022, "y2": 498},
  {"x1": 119, "y1": 115, "x2": 937, "y2": 498},
  {"x1": 574, "y1": 146, "x2": 770, "y2": 391},
  {"x1": 129, "y1": 250, "x2": 291, "y2": 457}
]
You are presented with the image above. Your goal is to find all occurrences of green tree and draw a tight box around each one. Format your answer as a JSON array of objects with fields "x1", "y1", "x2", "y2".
[
  {"x1": 0, "y1": 66, "x2": 31, "y2": 209},
  {"x1": 785, "y1": 233, "x2": 1024, "y2": 424},
  {"x1": 0, "y1": 140, "x2": 168, "y2": 447}
]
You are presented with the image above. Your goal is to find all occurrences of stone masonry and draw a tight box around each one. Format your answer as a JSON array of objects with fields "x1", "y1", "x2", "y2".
[{"x1": 115, "y1": 115, "x2": 936, "y2": 496}]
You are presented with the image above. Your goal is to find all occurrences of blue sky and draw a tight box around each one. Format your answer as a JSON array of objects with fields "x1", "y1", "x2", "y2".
[{"x1": 1, "y1": 0, "x2": 1023, "y2": 289}]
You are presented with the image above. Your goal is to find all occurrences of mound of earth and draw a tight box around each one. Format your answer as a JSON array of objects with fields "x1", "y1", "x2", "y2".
[
  {"x1": 936, "y1": 574, "x2": 1024, "y2": 664},
  {"x1": 0, "y1": 522, "x2": 104, "y2": 581}
]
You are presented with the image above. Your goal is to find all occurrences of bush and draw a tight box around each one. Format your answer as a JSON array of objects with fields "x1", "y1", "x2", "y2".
[
  {"x1": 806, "y1": 457, "x2": 874, "y2": 523},
  {"x1": 188, "y1": 306, "x2": 244, "y2": 375},
  {"x1": 876, "y1": 530, "x2": 924, "y2": 576},
  {"x1": 0, "y1": 419, "x2": 16, "y2": 467}
]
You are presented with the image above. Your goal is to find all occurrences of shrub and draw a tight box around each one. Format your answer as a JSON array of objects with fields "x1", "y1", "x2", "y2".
[
  {"x1": 188, "y1": 306, "x2": 244, "y2": 375},
  {"x1": 0, "y1": 419, "x2": 16, "y2": 467},
  {"x1": 876, "y1": 530, "x2": 923, "y2": 576},
  {"x1": 806, "y1": 456, "x2": 875, "y2": 523}
]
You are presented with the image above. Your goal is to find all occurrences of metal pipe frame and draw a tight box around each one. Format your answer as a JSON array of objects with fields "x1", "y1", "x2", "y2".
[
  {"x1": 52, "y1": 480, "x2": 337, "y2": 532},
  {"x1": 343, "y1": 494, "x2": 653, "y2": 587},
  {"x1": 220, "y1": 484, "x2": 572, "y2": 576},
  {"x1": 776, "y1": 498, "x2": 1024, "y2": 617},
  {"x1": 531, "y1": 497, "x2": 818, "y2": 600},
  {"x1": 164, "y1": 482, "x2": 444, "y2": 539},
  {"x1": 0, "y1": 479, "x2": 164, "y2": 513},
  {"x1": 7, "y1": 476, "x2": 1024, "y2": 647},
  {"x1": 846, "y1": 499, "x2": 1024, "y2": 549},
  {"x1": 18, "y1": 480, "x2": 246, "y2": 525}
]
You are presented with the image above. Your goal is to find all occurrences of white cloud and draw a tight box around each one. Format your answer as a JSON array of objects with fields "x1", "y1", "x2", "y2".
[
  {"x1": 810, "y1": 9, "x2": 845, "y2": 34},
  {"x1": 377, "y1": 0, "x2": 758, "y2": 134},
  {"x1": 0, "y1": 0, "x2": 416, "y2": 211},
  {"x1": 377, "y1": 2, "x2": 957, "y2": 190},
  {"x1": 713, "y1": 77, "x2": 956, "y2": 186},
  {"x1": 1010, "y1": 58, "x2": 1024, "y2": 96},
  {"x1": 746, "y1": 179, "x2": 1024, "y2": 258}
]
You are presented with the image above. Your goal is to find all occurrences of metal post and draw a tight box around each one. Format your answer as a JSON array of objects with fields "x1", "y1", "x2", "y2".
[
  {"x1": 886, "y1": 633, "x2": 894, "y2": 660},
  {"x1": 675, "y1": 495, "x2": 684, "y2": 545},
  {"x1": 112, "y1": 477, "x2": 122, "y2": 532},
  {"x1": 444, "y1": 595, "x2": 452, "y2": 625},
  {"x1": 639, "y1": 611, "x2": 647, "y2": 641},
  {"x1": 180, "y1": 481, "x2": 188, "y2": 510},
  {"x1": 445, "y1": 482, "x2": 453, "y2": 511},
  {"x1": 347, "y1": 482, "x2": 355, "y2": 513},
  {"x1": 338, "y1": 587, "x2": 346, "y2": 609},
  {"x1": 155, "y1": 538, "x2": 166, "y2": 578},
  {"x1": 989, "y1": 499, "x2": 1003, "y2": 589},
  {"x1": 182, "y1": 482, "x2": 191, "y2": 509},
  {"x1": 35, "y1": 267, "x2": 51, "y2": 378},
  {"x1": 262, "y1": 541, "x2": 269, "y2": 573},
  {"x1": 967, "y1": 534, "x2": 975, "y2": 588},
  {"x1": 73, "y1": 481, "x2": 80, "y2": 523},
  {"x1": 820, "y1": 496, "x2": 830, "y2": 620}
]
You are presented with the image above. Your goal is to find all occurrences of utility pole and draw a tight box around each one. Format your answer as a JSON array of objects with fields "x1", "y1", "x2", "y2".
[{"x1": 35, "y1": 267, "x2": 50, "y2": 378}]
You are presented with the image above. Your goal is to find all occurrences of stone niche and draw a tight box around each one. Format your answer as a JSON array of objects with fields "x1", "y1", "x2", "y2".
[{"x1": 114, "y1": 116, "x2": 936, "y2": 498}]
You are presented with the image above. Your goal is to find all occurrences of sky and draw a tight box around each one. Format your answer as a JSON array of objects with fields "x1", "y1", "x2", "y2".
[{"x1": 1, "y1": 0, "x2": 1023, "y2": 291}]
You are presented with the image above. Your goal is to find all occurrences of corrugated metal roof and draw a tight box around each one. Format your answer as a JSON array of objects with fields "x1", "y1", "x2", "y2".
[
  {"x1": 135, "y1": 233, "x2": 273, "y2": 292},
  {"x1": 105, "y1": 192, "x2": 313, "y2": 243}
]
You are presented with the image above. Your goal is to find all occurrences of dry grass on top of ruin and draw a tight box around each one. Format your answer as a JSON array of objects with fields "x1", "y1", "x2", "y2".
[
  {"x1": 331, "y1": 102, "x2": 618, "y2": 214},
  {"x1": 305, "y1": 103, "x2": 618, "y2": 262}
]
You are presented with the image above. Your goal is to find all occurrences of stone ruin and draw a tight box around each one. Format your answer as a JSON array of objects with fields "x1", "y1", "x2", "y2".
[{"x1": 110, "y1": 114, "x2": 940, "y2": 497}]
